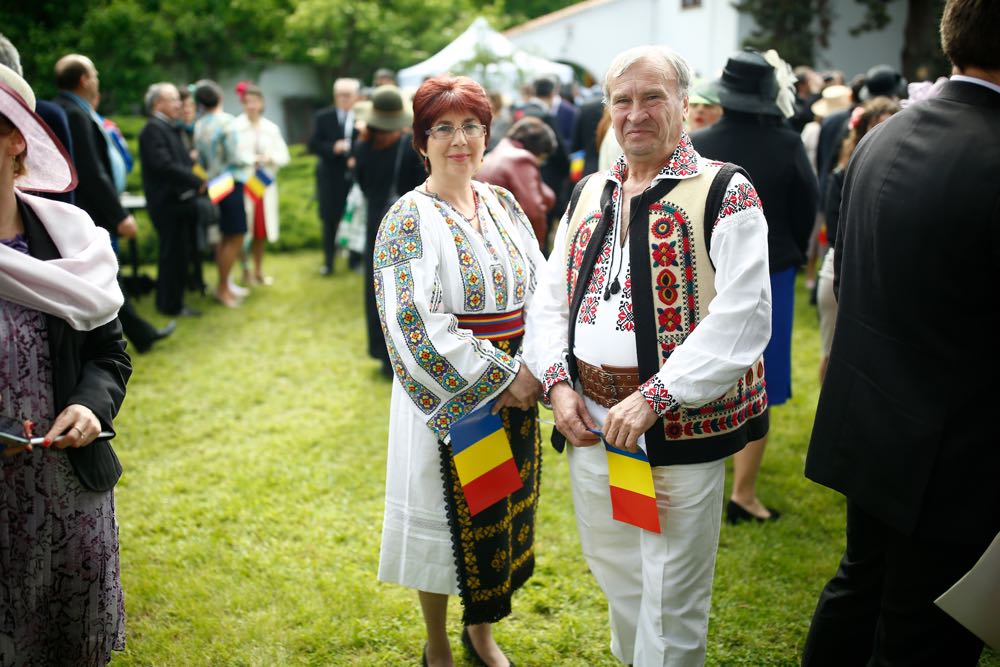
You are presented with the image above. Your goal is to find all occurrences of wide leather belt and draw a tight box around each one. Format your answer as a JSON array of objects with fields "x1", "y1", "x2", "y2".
[{"x1": 577, "y1": 359, "x2": 641, "y2": 409}]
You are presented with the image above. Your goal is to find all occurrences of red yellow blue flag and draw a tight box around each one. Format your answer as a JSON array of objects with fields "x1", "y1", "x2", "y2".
[
  {"x1": 450, "y1": 401, "x2": 523, "y2": 516},
  {"x1": 604, "y1": 440, "x2": 661, "y2": 533},
  {"x1": 244, "y1": 167, "x2": 274, "y2": 202},
  {"x1": 569, "y1": 149, "x2": 586, "y2": 182},
  {"x1": 206, "y1": 173, "x2": 234, "y2": 204}
]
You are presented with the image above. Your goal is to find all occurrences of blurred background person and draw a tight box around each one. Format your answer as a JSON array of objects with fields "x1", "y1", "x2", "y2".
[
  {"x1": 686, "y1": 78, "x2": 723, "y2": 132},
  {"x1": 139, "y1": 81, "x2": 205, "y2": 318},
  {"x1": 816, "y1": 96, "x2": 900, "y2": 382},
  {"x1": 232, "y1": 83, "x2": 289, "y2": 286},
  {"x1": 692, "y1": 49, "x2": 818, "y2": 524},
  {"x1": 52, "y1": 54, "x2": 174, "y2": 351},
  {"x1": 352, "y1": 85, "x2": 423, "y2": 377},
  {"x1": 475, "y1": 116, "x2": 556, "y2": 252},
  {"x1": 1, "y1": 63, "x2": 131, "y2": 665},
  {"x1": 309, "y1": 78, "x2": 360, "y2": 275},
  {"x1": 194, "y1": 79, "x2": 245, "y2": 308}
]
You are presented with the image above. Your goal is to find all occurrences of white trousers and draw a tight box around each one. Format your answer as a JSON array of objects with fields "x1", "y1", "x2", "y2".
[{"x1": 567, "y1": 443, "x2": 725, "y2": 667}]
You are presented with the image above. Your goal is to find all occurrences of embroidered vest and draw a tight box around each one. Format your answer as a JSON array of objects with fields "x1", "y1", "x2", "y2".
[{"x1": 560, "y1": 168, "x2": 768, "y2": 466}]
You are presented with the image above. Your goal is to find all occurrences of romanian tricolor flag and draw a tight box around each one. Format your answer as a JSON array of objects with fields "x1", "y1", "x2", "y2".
[
  {"x1": 569, "y1": 149, "x2": 586, "y2": 182},
  {"x1": 206, "y1": 173, "x2": 234, "y2": 204},
  {"x1": 449, "y1": 401, "x2": 523, "y2": 516},
  {"x1": 605, "y1": 440, "x2": 661, "y2": 533},
  {"x1": 244, "y1": 167, "x2": 274, "y2": 202}
]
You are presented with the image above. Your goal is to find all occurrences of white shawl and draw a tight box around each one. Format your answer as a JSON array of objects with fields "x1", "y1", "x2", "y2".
[{"x1": 0, "y1": 191, "x2": 123, "y2": 331}]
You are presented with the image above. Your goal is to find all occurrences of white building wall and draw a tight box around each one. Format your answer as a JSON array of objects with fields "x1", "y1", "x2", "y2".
[
  {"x1": 508, "y1": 0, "x2": 906, "y2": 86},
  {"x1": 814, "y1": 0, "x2": 908, "y2": 79},
  {"x1": 216, "y1": 63, "x2": 323, "y2": 137}
]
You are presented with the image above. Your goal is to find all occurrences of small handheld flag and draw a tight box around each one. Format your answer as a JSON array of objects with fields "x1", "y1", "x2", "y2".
[
  {"x1": 207, "y1": 173, "x2": 234, "y2": 204},
  {"x1": 604, "y1": 439, "x2": 661, "y2": 533},
  {"x1": 244, "y1": 167, "x2": 274, "y2": 202},
  {"x1": 569, "y1": 149, "x2": 586, "y2": 183},
  {"x1": 449, "y1": 402, "x2": 523, "y2": 516}
]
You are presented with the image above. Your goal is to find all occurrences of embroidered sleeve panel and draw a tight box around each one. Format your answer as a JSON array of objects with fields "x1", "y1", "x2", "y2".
[
  {"x1": 374, "y1": 197, "x2": 423, "y2": 269},
  {"x1": 712, "y1": 173, "x2": 763, "y2": 232},
  {"x1": 541, "y1": 361, "x2": 571, "y2": 405},
  {"x1": 639, "y1": 374, "x2": 681, "y2": 417},
  {"x1": 427, "y1": 364, "x2": 515, "y2": 441}
]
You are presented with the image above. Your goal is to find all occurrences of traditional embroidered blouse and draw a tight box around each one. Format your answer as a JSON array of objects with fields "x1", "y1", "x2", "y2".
[
  {"x1": 374, "y1": 181, "x2": 544, "y2": 442},
  {"x1": 525, "y1": 133, "x2": 771, "y2": 428}
]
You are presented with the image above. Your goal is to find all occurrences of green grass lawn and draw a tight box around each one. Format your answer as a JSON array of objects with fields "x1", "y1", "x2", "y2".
[{"x1": 110, "y1": 258, "x2": 1000, "y2": 666}]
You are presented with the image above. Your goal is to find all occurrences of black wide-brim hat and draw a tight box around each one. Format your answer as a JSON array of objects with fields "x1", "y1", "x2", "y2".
[
  {"x1": 359, "y1": 85, "x2": 413, "y2": 131},
  {"x1": 716, "y1": 49, "x2": 782, "y2": 117}
]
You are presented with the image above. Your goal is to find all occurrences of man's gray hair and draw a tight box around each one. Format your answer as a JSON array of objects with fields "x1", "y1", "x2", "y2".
[
  {"x1": 0, "y1": 34, "x2": 22, "y2": 76},
  {"x1": 144, "y1": 82, "x2": 176, "y2": 114},
  {"x1": 333, "y1": 78, "x2": 361, "y2": 94},
  {"x1": 602, "y1": 45, "x2": 692, "y2": 104}
]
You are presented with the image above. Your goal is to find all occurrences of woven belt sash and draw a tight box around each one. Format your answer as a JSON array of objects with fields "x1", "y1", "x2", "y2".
[
  {"x1": 577, "y1": 358, "x2": 641, "y2": 408},
  {"x1": 455, "y1": 309, "x2": 525, "y2": 341}
]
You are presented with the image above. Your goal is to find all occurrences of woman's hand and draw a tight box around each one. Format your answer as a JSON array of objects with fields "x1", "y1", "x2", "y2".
[
  {"x1": 43, "y1": 404, "x2": 102, "y2": 449},
  {"x1": 493, "y1": 366, "x2": 542, "y2": 413}
]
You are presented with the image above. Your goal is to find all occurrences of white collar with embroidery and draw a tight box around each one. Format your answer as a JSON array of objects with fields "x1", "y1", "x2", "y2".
[{"x1": 606, "y1": 132, "x2": 704, "y2": 188}]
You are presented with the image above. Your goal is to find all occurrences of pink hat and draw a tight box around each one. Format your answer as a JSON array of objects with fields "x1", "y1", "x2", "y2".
[{"x1": 0, "y1": 63, "x2": 77, "y2": 193}]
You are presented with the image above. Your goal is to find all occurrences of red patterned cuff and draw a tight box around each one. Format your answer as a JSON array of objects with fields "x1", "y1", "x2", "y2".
[
  {"x1": 639, "y1": 375, "x2": 680, "y2": 416},
  {"x1": 541, "y1": 362, "x2": 571, "y2": 405}
]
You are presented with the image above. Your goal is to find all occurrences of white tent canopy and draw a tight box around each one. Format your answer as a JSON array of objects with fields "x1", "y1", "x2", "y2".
[{"x1": 398, "y1": 17, "x2": 574, "y2": 98}]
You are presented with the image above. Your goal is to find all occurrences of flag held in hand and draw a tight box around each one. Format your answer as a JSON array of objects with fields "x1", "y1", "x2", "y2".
[
  {"x1": 605, "y1": 441, "x2": 661, "y2": 533},
  {"x1": 449, "y1": 402, "x2": 523, "y2": 516},
  {"x1": 206, "y1": 173, "x2": 234, "y2": 204},
  {"x1": 245, "y1": 167, "x2": 274, "y2": 202}
]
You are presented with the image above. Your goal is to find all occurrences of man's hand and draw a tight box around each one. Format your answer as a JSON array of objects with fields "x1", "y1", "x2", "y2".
[
  {"x1": 334, "y1": 139, "x2": 349, "y2": 155},
  {"x1": 550, "y1": 382, "x2": 600, "y2": 447},
  {"x1": 603, "y1": 390, "x2": 658, "y2": 452},
  {"x1": 116, "y1": 215, "x2": 138, "y2": 240},
  {"x1": 493, "y1": 366, "x2": 542, "y2": 413}
]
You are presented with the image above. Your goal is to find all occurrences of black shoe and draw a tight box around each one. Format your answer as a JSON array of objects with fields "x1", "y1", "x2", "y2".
[
  {"x1": 153, "y1": 320, "x2": 176, "y2": 342},
  {"x1": 421, "y1": 643, "x2": 428, "y2": 667},
  {"x1": 319, "y1": 265, "x2": 332, "y2": 276},
  {"x1": 461, "y1": 627, "x2": 515, "y2": 667},
  {"x1": 176, "y1": 306, "x2": 202, "y2": 317},
  {"x1": 726, "y1": 499, "x2": 781, "y2": 525}
]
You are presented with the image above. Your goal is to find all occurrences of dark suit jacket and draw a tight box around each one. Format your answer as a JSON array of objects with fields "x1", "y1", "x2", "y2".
[
  {"x1": 805, "y1": 80, "x2": 1000, "y2": 545},
  {"x1": 691, "y1": 112, "x2": 818, "y2": 272},
  {"x1": 35, "y1": 100, "x2": 75, "y2": 205},
  {"x1": 19, "y1": 195, "x2": 132, "y2": 492},
  {"x1": 138, "y1": 115, "x2": 203, "y2": 226},
  {"x1": 308, "y1": 106, "x2": 358, "y2": 217},
  {"x1": 53, "y1": 92, "x2": 127, "y2": 230},
  {"x1": 571, "y1": 99, "x2": 604, "y2": 177}
]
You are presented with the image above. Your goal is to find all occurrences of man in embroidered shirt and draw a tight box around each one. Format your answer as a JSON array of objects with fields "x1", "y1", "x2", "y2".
[{"x1": 525, "y1": 45, "x2": 771, "y2": 666}]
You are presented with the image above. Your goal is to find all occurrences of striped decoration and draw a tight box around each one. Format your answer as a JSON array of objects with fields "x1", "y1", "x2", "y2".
[
  {"x1": 604, "y1": 441, "x2": 661, "y2": 533},
  {"x1": 455, "y1": 308, "x2": 525, "y2": 341},
  {"x1": 450, "y1": 401, "x2": 523, "y2": 516}
]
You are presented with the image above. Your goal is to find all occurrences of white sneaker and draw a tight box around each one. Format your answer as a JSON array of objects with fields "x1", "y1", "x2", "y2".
[{"x1": 227, "y1": 279, "x2": 250, "y2": 298}]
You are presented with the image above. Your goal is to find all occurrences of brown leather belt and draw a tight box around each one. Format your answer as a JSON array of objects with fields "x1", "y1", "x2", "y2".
[{"x1": 577, "y1": 359, "x2": 641, "y2": 409}]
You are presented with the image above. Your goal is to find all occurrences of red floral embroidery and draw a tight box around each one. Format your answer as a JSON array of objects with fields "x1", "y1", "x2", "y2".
[
  {"x1": 657, "y1": 307, "x2": 681, "y2": 332},
  {"x1": 640, "y1": 375, "x2": 679, "y2": 416}
]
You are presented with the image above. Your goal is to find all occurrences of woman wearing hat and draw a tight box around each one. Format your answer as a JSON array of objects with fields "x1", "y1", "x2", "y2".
[
  {"x1": 691, "y1": 49, "x2": 819, "y2": 524},
  {"x1": 353, "y1": 85, "x2": 425, "y2": 377},
  {"x1": 375, "y1": 75, "x2": 544, "y2": 667},
  {"x1": 0, "y1": 64, "x2": 131, "y2": 664}
]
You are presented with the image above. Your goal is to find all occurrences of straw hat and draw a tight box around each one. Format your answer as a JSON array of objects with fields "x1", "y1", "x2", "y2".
[
  {"x1": 810, "y1": 85, "x2": 852, "y2": 118},
  {"x1": 688, "y1": 78, "x2": 720, "y2": 107},
  {"x1": 0, "y1": 64, "x2": 76, "y2": 193},
  {"x1": 359, "y1": 85, "x2": 412, "y2": 131}
]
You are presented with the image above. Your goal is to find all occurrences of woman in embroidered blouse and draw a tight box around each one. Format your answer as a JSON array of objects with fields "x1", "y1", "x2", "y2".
[
  {"x1": 1, "y1": 65, "x2": 131, "y2": 665},
  {"x1": 374, "y1": 75, "x2": 543, "y2": 667},
  {"x1": 232, "y1": 84, "x2": 290, "y2": 286}
]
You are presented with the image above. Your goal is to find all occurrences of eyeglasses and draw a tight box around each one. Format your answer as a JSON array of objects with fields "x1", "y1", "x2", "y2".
[{"x1": 425, "y1": 123, "x2": 487, "y2": 141}]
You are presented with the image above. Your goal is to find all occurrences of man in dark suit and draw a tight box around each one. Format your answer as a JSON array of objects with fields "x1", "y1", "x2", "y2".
[
  {"x1": 802, "y1": 1, "x2": 1000, "y2": 664},
  {"x1": 308, "y1": 77, "x2": 359, "y2": 275},
  {"x1": 139, "y1": 82, "x2": 205, "y2": 317},
  {"x1": 570, "y1": 95, "x2": 604, "y2": 178},
  {"x1": 51, "y1": 53, "x2": 174, "y2": 351}
]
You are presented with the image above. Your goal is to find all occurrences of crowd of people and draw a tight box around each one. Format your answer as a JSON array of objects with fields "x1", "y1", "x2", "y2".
[{"x1": 1, "y1": 0, "x2": 998, "y2": 664}]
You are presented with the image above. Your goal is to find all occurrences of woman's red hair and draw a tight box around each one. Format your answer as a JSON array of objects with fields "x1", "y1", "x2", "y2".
[{"x1": 411, "y1": 76, "x2": 492, "y2": 159}]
